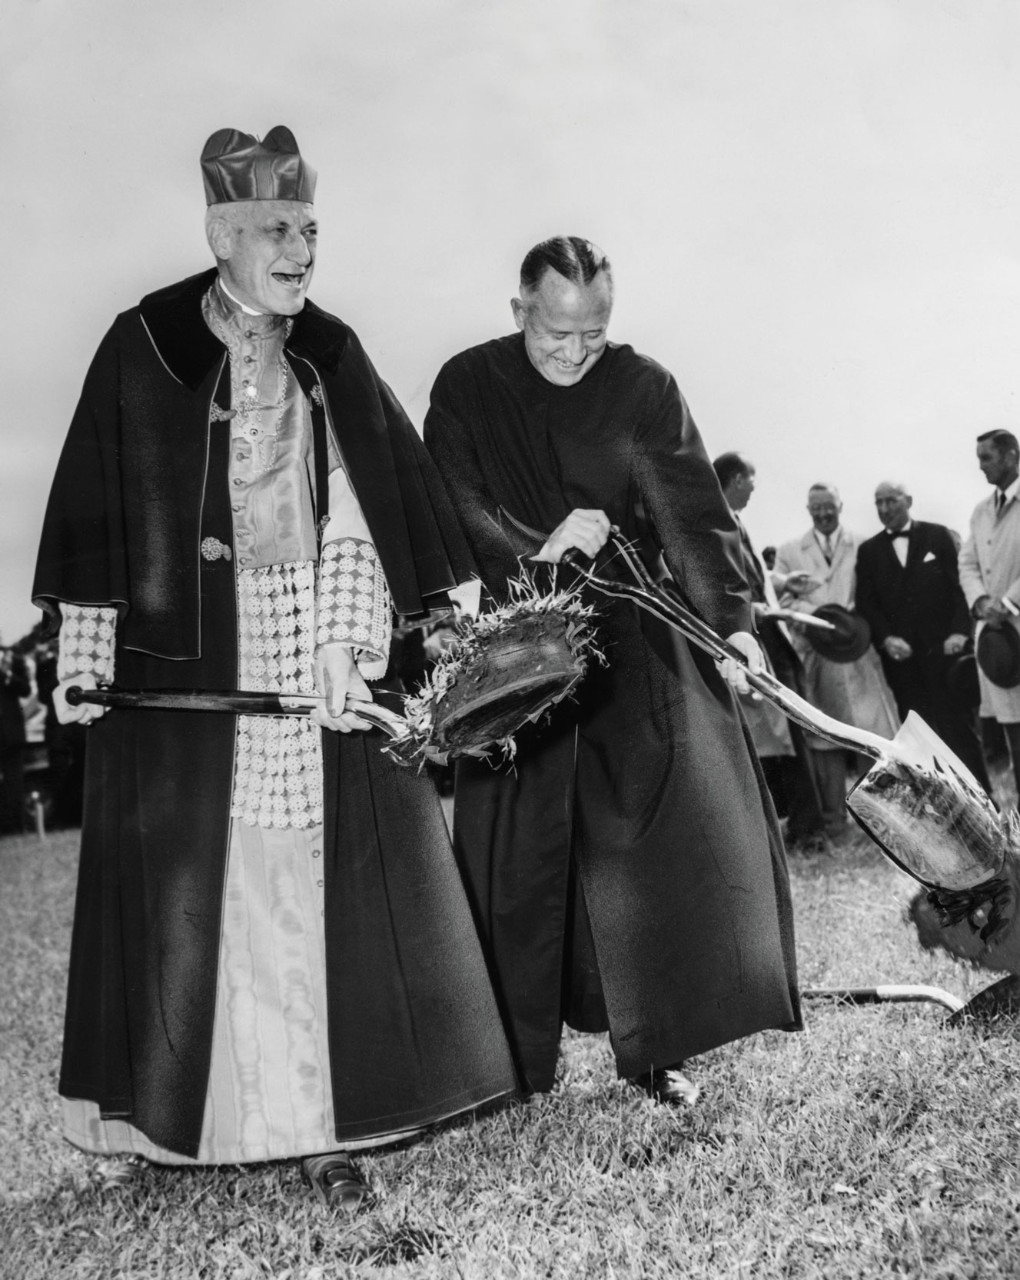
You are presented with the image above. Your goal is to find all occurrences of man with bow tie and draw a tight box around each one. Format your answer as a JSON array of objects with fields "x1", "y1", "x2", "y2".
[
  {"x1": 959, "y1": 430, "x2": 1020, "y2": 797},
  {"x1": 856, "y1": 481, "x2": 990, "y2": 791}
]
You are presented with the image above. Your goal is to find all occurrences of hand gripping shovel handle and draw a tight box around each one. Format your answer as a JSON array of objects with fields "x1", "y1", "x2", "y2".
[
  {"x1": 561, "y1": 544, "x2": 888, "y2": 761},
  {"x1": 65, "y1": 685, "x2": 407, "y2": 736}
]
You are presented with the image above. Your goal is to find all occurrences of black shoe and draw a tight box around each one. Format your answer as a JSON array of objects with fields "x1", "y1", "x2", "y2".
[
  {"x1": 629, "y1": 1064, "x2": 700, "y2": 1106},
  {"x1": 302, "y1": 1152, "x2": 369, "y2": 1210}
]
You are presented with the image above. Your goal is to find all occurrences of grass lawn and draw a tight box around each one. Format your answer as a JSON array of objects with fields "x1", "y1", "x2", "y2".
[{"x1": 1, "y1": 816, "x2": 1018, "y2": 1279}]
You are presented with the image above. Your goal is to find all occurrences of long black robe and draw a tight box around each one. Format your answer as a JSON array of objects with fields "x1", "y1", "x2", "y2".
[
  {"x1": 32, "y1": 271, "x2": 517, "y2": 1157},
  {"x1": 424, "y1": 334, "x2": 801, "y2": 1092}
]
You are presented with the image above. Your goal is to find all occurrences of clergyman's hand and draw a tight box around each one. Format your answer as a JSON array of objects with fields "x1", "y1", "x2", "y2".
[
  {"x1": 312, "y1": 644, "x2": 374, "y2": 733},
  {"x1": 53, "y1": 672, "x2": 107, "y2": 726},
  {"x1": 717, "y1": 631, "x2": 764, "y2": 695},
  {"x1": 943, "y1": 633, "x2": 969, "y2": 657},
  {"x1": 532, "y1": 509, "x2": 611, "y2": 564}
]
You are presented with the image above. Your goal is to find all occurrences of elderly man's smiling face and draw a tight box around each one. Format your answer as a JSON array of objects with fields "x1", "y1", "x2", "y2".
[
  {"x1": 807, "y1": 487, "x2": 842, "y2": 536},
  {"x1": 208, "y1": 200, "x2": 317, "y2": 315},
  {"x1": 511, "y1": 269, "x2": 613, "y2": 387}
]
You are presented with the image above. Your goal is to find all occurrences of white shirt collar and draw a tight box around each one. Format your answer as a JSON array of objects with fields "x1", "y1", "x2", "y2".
[
  {"x1": 813, "y1": 525, "x2": 841, "y2": 548},
  {"x1": 887, "y1": 519, "x2": 913, "y2": 536},
  {"x1": 998, "y1": 477, "x2": 1020, "y2": 505},
  {"x1": 217, "y1": 276, "x2": 265, "y2": 317}
]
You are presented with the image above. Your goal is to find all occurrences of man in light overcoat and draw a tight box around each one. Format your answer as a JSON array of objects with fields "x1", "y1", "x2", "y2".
[
  {"x1": 959, "y1": 429, "x2": 1020, "y2": 798},
  {"x1": 774, "y1": 483, "x2": 899, "y2": 835}
]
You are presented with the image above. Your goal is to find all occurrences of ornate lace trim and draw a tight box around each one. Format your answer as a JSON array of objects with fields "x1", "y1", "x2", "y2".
[
  {"x1": 57, "y1": 604, "x2": 117, "y2": 684},
  {"x1": 316, "y1": 539, "x2": 391, "y2": 679},
  {"x1": 232, "y1": 561, "x2": 323, "y2": 831}
]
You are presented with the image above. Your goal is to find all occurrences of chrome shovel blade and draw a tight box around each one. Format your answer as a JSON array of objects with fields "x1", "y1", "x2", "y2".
[{"x1": 846, "y1": 712, "x2": 1006, "y2": 890}]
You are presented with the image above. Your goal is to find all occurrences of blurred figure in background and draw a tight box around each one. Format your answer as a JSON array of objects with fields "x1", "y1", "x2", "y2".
[
  {"x1": 0, "y1": 640, "x2": 30, "y2": 834},
  {"x1": 713, "y1": 453, "x2": 825, "y2": 846},
  {"x1": 774, "y1": 484, "x2": 899, "y2": 838},
  {"x1": 34, "y1": 637, "x2": 86, "y2": 828}
]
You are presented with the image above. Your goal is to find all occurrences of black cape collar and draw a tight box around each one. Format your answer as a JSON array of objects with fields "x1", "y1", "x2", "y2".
[{"x1": 138, "y1": 268, "x2": 350, "y2": 391}]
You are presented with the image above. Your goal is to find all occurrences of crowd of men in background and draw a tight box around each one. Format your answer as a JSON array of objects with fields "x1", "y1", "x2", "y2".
[{"x1": 713, "y1": 426, "x2": 1020, "y2": 848}]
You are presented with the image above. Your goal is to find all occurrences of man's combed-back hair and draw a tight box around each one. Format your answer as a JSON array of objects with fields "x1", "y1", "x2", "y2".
[
  {"x1": 977, "y1": 429, "x2": 1020, "y2": 457},
  {"x1": 712, "y1": 452, "x2": 753, "y2": 491},
  {"x1": 519, "y1": 236, "x2": 612, "y2": 293}
]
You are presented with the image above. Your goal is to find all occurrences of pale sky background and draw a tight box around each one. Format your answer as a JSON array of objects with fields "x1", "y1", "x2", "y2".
[{"x1": 3, "y1": 0, "x2": 1020, "y2": 641}]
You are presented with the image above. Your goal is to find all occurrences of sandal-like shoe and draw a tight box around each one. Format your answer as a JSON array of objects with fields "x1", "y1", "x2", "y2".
[{"x1": 301, "y1": 1152, "x2": 369, "y2": 1210}]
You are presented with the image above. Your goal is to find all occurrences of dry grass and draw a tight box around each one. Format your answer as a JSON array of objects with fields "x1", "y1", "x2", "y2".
[{"x1": 2, "y1": 814, "x2": 1019, "y2": 1279}]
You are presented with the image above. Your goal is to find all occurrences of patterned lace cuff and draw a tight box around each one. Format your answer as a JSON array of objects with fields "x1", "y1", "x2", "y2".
[
  {"x1": 316, "y1": 538, "x2": 391, "y2": 680},
  {"x1": 57, "y1": 604, "x2": 117, "y2": 684}
]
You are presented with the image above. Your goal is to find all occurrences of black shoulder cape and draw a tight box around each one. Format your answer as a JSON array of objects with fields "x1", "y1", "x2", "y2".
[{"x1": 33, "y1": 269, "x2": 473, "y2": 652}]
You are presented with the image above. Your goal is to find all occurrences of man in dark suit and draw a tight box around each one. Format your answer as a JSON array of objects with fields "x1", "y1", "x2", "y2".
[{"x1": 855, "y1": 480, "x2": 990, "y2": 791}]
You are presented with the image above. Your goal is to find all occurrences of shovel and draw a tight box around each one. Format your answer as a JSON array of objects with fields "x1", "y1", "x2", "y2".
[
  {"x1": 64, "y1": 686, "x2": 430, "y2": 755},
  {"x1": 560, "y1": 532, "x2": 1012, "y2": 896}
]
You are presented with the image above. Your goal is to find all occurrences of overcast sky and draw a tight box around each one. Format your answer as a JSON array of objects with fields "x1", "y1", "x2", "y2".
[{"x1": 4, "y1": 0, "x2": 1020, "y2": 641}]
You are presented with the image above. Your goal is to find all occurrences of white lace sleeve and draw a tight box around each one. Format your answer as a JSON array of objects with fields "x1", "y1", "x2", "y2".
[
  {"x1": 316, "y1": 467, "x2": 391, "y2": 680},
  {"x1": 57, "y1": 603, "x2": 117, "y2": 685}
]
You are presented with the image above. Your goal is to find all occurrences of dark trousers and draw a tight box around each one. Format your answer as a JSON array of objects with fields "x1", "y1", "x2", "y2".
[
  {"x1": 757, "y1": 623, "x2": 825, "y2": 839},
  {"x1": 761, "y1": 732, "x2": 825, "y2": 840},
  {"x1": 880, "y1": 650, "x2": 991, "y2": 795}
]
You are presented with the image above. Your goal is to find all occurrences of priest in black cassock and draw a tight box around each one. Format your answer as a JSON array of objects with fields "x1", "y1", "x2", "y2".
[{"x1": 424, "y1": 237, "x2": 801, "y2": 1104}]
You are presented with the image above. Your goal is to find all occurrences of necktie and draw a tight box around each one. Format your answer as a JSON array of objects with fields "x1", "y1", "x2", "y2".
[
  {"x1": 822, "y1": 534, "x2": 833, "y2": 565},
  {"x1": 889, "y1": 531, "x2": 909, "y2": 540},
  {"x1": 996, "y1": 490, "x2": 1006, "y2": 516}
]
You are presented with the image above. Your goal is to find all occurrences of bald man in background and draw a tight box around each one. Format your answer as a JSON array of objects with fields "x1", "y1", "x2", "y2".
[{"x1": 855, "y1": 481, "x2": 989, "y2": 792}]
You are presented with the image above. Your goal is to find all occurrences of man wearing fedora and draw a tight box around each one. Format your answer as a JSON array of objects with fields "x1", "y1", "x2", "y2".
[
  {"x1": 855, "y1": 481, "x2": 990, "y2": 792},
  {"x1": 424, "y1": 237, "x2": 801, "y2": 1109},
  {"x1": 774, "y1": 484, "x2": 899, "y2": 837},
  {"x1": 959, "y1": 429, "x2": 1020, "y2": 800},
  {"x1": 32, "y1": 127, "x2": 515, "y2": 1206}
]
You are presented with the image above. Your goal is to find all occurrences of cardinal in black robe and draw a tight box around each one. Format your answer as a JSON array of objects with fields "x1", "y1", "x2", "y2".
[{"x1": 31, "y1": 127, "x2": 515, "y2": 1204}]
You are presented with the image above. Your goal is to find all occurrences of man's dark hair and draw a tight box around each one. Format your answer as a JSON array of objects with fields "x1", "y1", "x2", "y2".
[
  {"x1": 712, "y1": 451, "x2": 753, "y2": 491},
  {"x1": 977, "y1": 429, "x2": 1020, "y2": 457},
  {"x1": 520, "y1": 236, "x2": 611, "y2": 293}
]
